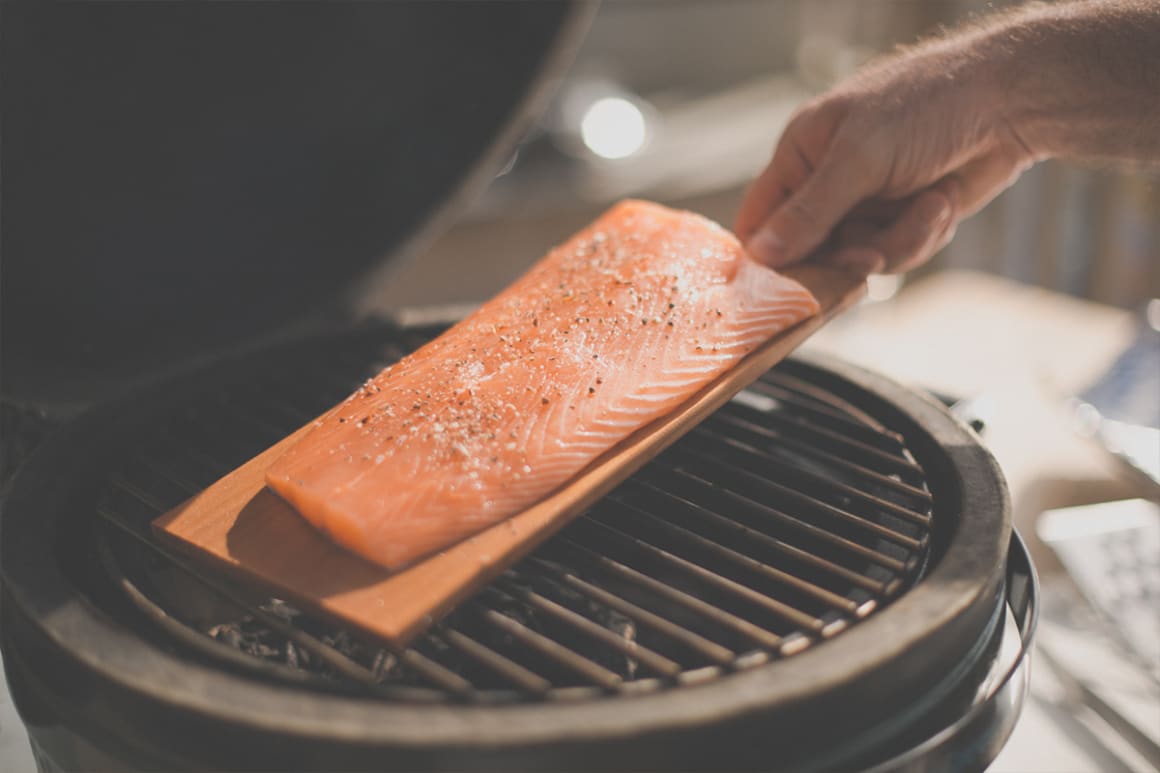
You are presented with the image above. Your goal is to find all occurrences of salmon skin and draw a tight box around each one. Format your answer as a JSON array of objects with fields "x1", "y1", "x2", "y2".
[{"x1": 266, "y1": 200, "x2": 819, "y2": 570}]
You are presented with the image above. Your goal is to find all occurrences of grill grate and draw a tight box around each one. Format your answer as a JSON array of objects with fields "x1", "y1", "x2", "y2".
[{"x1": 92, "y1": 323, "x2": 934, "y2": 703}]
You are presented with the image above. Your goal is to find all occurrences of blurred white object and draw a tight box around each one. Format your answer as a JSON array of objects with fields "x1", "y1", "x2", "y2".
[
  {"x1": 580, "y1": 96, "x2": 650, "y2": 160},
  {"x1": 1147, "y1": 298, "x2": 1160, "y2": 332},
  {"x1": 1068, "y1": 303, "x2": 1160, "y2": 494},
  {"x1": 1038, "y1": 499, "x2": 1160, "y2": 680},
  {"x1": 562, "y1": 74, "x2": 811, "y2": 201},
  {"x1": 865, "y1": 274, "x2": 903, "y2": 303}
]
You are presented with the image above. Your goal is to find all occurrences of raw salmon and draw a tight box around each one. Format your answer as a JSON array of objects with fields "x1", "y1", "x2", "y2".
[{"x1": 266, "y1": 200, "x2": 819, "y2": 570}]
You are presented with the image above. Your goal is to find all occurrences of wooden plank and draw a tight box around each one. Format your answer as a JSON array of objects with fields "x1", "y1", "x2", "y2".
[{"x1": 153, "y1": 263, "x2": 866, "y2": 648}]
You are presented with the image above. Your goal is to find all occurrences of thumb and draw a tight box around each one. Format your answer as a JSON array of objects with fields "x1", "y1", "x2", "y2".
[{"x1": 746, "y1": 156, "x2": 871, "y2": 268}]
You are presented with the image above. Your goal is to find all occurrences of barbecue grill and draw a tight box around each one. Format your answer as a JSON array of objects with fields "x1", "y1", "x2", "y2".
[
  {"x1": 2, "y1": 317, "x2": 1036, "y2": 771},
  {"x1": 1, "y1": 3, "x2": 1036, "y2": 771}
]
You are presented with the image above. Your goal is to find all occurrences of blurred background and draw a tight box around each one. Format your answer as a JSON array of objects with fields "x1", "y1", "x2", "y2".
[{"x1": 361, "y1": 0, "x2": 1160, "y2": 314}]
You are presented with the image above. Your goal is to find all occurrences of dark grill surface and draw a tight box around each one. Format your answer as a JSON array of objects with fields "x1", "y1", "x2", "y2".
[{"x1": 93, "y1": 324, "x2": 934, "y2": 704}]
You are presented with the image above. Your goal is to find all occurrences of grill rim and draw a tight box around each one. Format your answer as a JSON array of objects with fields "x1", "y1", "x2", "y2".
[{"x1": 0, "y1": 335, "x2": 1010, "y2": 759}]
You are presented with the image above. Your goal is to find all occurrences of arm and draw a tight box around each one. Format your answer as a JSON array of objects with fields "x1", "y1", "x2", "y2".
[
  {"x1": 1001, "y1": 1, "x2": 1160, "y2": 162},
  {"x1": 736, "y1": 0, "x2": 1160, "y2": 274}
]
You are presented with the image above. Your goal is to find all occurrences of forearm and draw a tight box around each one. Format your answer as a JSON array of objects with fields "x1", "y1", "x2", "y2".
[{"x1": 979, "y1": 0, "x2": 1160, "y2": 162}]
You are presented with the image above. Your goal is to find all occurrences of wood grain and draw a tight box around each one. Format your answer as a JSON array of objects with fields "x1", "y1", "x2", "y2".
[{"x1": 153, "y1": 263, "x2": 866, "y2": 648}]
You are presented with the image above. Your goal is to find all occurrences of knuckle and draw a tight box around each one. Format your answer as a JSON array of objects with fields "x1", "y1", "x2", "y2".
[
  {"x1": 814, "y1": 93, "x2": 852, "y2": 122},
  {"x1": 785, "y1": 196, "x2": 823, "y2": 229},
  {"x1": 786, "y1": 95, "x2": 848, "y2": 140},
  {"x1": 788, "y1": 97, "x2": 826, "y2": 126}
]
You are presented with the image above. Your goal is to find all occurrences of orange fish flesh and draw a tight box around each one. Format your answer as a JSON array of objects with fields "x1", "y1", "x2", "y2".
[{"x1": 266, "y1": 200, "x2": 820, "y2": 569}]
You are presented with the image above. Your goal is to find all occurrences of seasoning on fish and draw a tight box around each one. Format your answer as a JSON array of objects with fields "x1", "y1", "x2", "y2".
[{"x1": 265, "y1": 200, "x2": 820, "y2": 570}]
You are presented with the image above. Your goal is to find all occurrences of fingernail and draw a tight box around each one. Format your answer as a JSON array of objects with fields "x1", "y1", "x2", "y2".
[
  {"x1": 745, "y1": 229, "x2": 787, "y2": 266},
  {"x1": 922, "y1": 197, "x2": 951, "y2": 228}
]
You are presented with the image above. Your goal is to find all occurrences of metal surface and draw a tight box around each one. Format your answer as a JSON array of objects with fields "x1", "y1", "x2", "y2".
[{"x1": 91, "y1": 323, "x2": 934, "y2": 702}]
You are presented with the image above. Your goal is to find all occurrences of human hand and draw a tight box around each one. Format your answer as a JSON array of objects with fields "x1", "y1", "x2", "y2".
[{"x1": 735, "y1": 33, "x2": 1039, "y2": 275}]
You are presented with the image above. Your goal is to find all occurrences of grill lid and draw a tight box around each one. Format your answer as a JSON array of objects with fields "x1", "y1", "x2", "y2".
[{"x1": 0, "y1": 2, "x2": 591, "y2": 407}]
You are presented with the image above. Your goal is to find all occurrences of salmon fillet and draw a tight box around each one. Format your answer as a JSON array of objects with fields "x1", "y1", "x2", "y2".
[{"x1": 266, "y1": 200, "x2": 820, "y2": 570}]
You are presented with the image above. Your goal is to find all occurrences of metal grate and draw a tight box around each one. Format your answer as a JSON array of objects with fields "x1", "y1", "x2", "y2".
[{"x1": 93, "y1": 323, "x2": 933, "y2": 703}]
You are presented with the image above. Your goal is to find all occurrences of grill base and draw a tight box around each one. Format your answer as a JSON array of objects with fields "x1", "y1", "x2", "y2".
[
  {"x1": 1, "y1": 321, "x2": 1017, "y2": 771},
  {"x1": 4, "y1": 533, "x2": 1036, "y2": 772}
]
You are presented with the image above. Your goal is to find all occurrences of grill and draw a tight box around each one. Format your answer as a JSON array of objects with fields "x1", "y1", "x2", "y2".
[
  {"x1": 91, "y1": 322, "x2": 933, "y2": 704},
  {"x1": 1, "y1": 318, "x2": 1034, "y2": 772}
]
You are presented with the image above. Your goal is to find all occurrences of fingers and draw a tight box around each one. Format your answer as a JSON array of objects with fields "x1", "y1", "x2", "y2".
[
  {"x1": 863, "y1": 148, "x2": 1027, "y2": 272},
  {"x1": 734, "y1": 131, "x2": 819, "y2": 242},
  {"x1": 737, "y1": 95, "x2": 1030, "y2": 274},
  {"x1": 887, "y1": 190, "x2": 954, "y2": 273},
  {"x1": 735, "y1": 101, "x2": 846, "y2": 252},
  {"x1": 821, "y1": 146, "x2": 1030, "y2": 274},
  {"x1": 745, "y1": 145, "x2": 876, "y2": 269},
  {"x1": 942, "y1": 147, "x2": 1030, "y2": 218},
  {"x1": 828, "y1": 245, "x2": 886, "y2": 276},
  {"x1": 846, "y1": 188, "x2": 953, "y2": 274},
  {"x1": 734, "y1": 161, "x2": 791, "y2": 243}
]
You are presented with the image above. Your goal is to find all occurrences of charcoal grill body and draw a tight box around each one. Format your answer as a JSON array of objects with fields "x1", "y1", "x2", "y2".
[{"x1": 1, "y1": 323, "x2": 1025, "y2": 771}]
